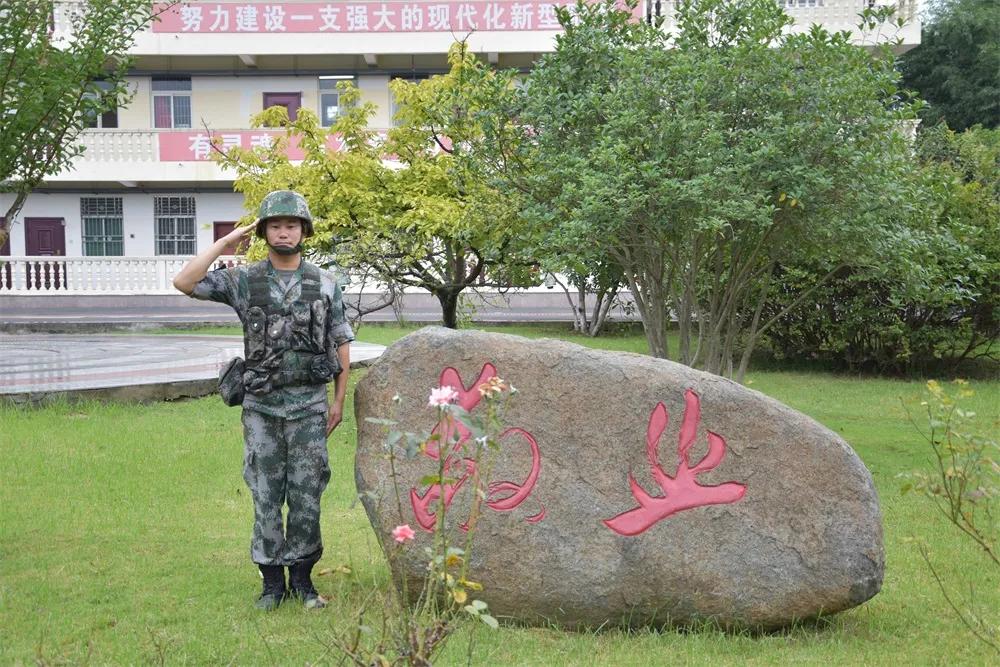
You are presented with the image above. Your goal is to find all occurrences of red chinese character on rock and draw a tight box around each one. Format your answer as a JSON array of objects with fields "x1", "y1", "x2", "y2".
[
  {"x1": 410, "y1": 363, "x2": 544, "y2": 531},
  {"x1": 603, "y1": 389, "x2": 746, "y2": 536}
]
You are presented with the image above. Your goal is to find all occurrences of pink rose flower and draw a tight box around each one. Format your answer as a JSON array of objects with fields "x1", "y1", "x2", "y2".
[
  {"x1": 428, "y1": 385, "x2": 460, "y2": 407},
  {"x1": 392, "y1": 524, "x2": 416, "y2": 543}
]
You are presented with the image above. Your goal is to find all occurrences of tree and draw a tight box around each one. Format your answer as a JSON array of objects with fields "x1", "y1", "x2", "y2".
[
  {"x1": 761, "y1": 125, "x2": 999, "y2": 373},
  {"x1": 0, "y1": 1, "x2": 169, "y2": 246},
  {"x1": 900, "y1": 0, "x2": 1000, "y2": 131},
  {"x1": 220, "y1": 42, "x2": 532, "y2": 328},
  {"x1": 516, "y1": 0, "x2": 921, "y2": 381}
]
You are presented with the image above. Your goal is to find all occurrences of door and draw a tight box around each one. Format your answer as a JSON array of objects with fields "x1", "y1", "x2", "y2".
[
  {"x1": 213, "y1": 221, "x2": 248, "y2": 266},
  {"x1": 25, "y1": 217, "x2": 66, "y2": 290},
  {"x1": 262, "y1": 93, "x2": 302, "y2": 122}
]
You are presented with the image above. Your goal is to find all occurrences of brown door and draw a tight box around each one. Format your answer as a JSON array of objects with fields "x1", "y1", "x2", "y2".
[
  {"x1": 25, "y1": 217, "x2": 66, "y2": 290},
  {"x1": 213, "y1": 221, "x2": 247, "y2": 267},
  {"x1": 263, "y1": 93, "x2": 302, "y2": 122}
]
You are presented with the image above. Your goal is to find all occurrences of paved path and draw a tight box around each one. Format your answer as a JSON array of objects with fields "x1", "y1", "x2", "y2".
[
  {"x1": 0, "y1": 292, "x2": 640, "y2": 331},
  {"x1": 0, "y1": 333, "x2": 385, "y2": 405}
]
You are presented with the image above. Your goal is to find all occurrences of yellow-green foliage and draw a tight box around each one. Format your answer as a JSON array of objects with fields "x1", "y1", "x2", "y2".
[{"x1": 218, "y1": 42, "x2": 529, "y2": 310}]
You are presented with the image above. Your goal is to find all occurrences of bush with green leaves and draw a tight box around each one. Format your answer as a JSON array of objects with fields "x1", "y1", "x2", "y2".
[
  {"x1": 760, "y1": 125, "x2": 999, "y2": 373},
  {"x1": 514, "y1": 0, "x2": 921, "y2": 381}
]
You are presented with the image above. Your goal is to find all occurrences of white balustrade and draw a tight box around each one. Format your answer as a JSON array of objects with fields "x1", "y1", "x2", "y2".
[
  {"x1": 0, "y1": 256, "x2": 246, "y2": 295},
  {"x1": 649, "y1": 0, "x2": 919, "y2": 33},
  {"x1": 75, "y1": 131, "x2": 159, "y2": 163}
]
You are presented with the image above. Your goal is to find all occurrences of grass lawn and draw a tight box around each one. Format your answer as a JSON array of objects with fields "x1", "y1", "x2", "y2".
[{"x1": 2, "y1": 325, "x2": 998, "y2": 665}]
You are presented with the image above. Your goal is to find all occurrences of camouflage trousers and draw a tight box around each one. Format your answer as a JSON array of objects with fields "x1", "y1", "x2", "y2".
[{"x1": 241, "y1": 409, "x2": 331, "y2": 566}]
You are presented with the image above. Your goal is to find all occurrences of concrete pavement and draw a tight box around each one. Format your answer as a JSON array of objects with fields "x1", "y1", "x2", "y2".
[
  {"x1": 0, "y1": 291, "x2": 639, "y2": 332},
  {"x1": 0, "y1": 333, "x2": 385, "y2": 405}
]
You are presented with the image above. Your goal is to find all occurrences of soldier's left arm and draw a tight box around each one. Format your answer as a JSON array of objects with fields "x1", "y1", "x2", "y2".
[
  {"x1": 327, "y1": 342, "x2": 351, "y2": 436},
  {"x1": 325, "y1": 278, "x2": 355, "y2": 437}
]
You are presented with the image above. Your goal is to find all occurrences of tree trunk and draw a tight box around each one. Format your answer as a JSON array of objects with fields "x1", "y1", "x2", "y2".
[
  {"x1": 589, "y1": 289, "x2": 615, "y2": 337},
  {"x1": 576, "y1": 282, "x2": 589, "y2": 332},
  {"x1": 628, "y1": 276, "x2": 668, "y2": 359},
  {"x1": 735, "y1": 267, "x2": 773, "y2": 384},
  {"x1": 551, "y1": 273, "x2": 585, "y2": 332},
  {"x1": 390, "y1": 282, "x2": 406, "y2": 324},
  {"x1": 437, "y1": 289, "x2": 460, "y2": 329},
  {"x1": 0, "y1": 191, "x2": 29, "y2": 248}
]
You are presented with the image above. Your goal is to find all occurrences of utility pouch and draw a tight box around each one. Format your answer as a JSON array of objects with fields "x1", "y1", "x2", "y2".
[
  {"x1": 310, "y1": 300, "x2": 328, "y2": 353},
  {"x1": 309, "y1": 353, "x2": 339, "y2": 384},
  {"x1": 219, "y1": 356, "x2": 246, "y2": 407},
  {"x1": 245, "y1": 307, "x2": 267, "y2": 361}
]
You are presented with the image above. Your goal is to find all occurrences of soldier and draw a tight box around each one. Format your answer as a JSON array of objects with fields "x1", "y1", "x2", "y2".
[{"x1": 173, "y1": 190, "x2": 353, "y2": 610}]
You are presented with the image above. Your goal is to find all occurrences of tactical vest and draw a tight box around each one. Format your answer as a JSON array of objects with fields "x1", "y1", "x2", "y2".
[{"x1": 240, "y1": 261, "x2": 338, "y2": 395}]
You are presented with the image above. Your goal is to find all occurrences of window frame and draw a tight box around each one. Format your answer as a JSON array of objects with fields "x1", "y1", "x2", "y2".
[
  {"x1": 153, "y1": 195, "x2": 197, "y2": 255},
  {"x1": 318, "y1": 76, "x2": 356, "y2": 127},
  {"x1": 80, "y1": 196, "x2": 124, "y2": 256},
  {"x1": 151, "y1": 78, "x2": 193, "y2": 129},
  {"x1": 83, "y1": 81, "x2": 119, "y2": 129}
]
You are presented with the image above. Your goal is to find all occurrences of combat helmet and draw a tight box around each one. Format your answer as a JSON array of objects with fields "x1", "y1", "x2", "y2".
[{"x1": 254, "y1": 190, "x2": 314, "y2": 239}]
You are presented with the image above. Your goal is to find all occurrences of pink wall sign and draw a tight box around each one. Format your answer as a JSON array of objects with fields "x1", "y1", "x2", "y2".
[
  {"x1": 153, "y1": 2, "x2": 644, "y2": 34},
  {"x1": 157, "y1": 130, "x2": 396, "y2": 161},
  {"x1": 603, "y1": 389, "x2": 747, "y2": 536},
  {"x1": 157, "y1": 130, "x2": 442, "y2": 162},
  {"x1": 410, "y1": 363, "x2": 545, "y2": 532}
]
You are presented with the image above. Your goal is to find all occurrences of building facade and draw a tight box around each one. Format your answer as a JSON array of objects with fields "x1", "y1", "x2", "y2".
[{"x1": 0, "y1": 0, "x2": 921, "y2": 293}]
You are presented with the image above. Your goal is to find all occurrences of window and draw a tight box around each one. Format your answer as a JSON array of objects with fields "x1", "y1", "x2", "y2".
[
  {"x1": 81, "y1": 197, "x2": 124, "y2": 256},
  {"x1": 154, "y1": 196, "x2": 196, "y2": 255},
  {"x1": 390, "y1": 73, "x2": 430, "y2": 126},
  {"x1": 152, "y1": 78, "x2": 192, "y2": 129},
  {"x1": 83, "y1": 81, "x2": 119, "y2": 129},
  {"x1": 319, "y1": 76, "x2": 355, "y2": 127},
  {"x1": 262, "y1": 92, "x2": 302, "y2": 124}
]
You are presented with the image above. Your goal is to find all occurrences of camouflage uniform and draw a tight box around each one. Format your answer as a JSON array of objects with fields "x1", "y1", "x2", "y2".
[{"x1": 191, "y1": 259, "x2": 354, "y2": 566}]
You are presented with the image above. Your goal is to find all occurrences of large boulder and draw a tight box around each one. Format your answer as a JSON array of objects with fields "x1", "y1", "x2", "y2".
[{"x1": 354, "y1": 327, "x2": 884, "y2": 629}]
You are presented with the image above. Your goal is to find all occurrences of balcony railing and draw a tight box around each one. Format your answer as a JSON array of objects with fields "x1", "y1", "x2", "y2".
[
  {"x1": 0, "y1": 256, "x2": 246, "y2": 295},
  {"x1": 66, "y1": 129, "x2": 395, "y2": 166},
  {"x1": 77, "y1": 130, "x2": 159, "y2": 162}
]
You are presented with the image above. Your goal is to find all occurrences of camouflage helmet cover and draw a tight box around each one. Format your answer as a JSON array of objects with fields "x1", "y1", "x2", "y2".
[{"x1": 254, "y1": 190, "x2": 314, "y2": 238}]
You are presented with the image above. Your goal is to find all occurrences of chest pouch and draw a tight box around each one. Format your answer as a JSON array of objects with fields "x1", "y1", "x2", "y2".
[
  {"x1": 244, "y1": 306, "x2": 267, "y2": 361},
  {"x1": 241, "y1": 261, "x2": 333, "y2": 392}
]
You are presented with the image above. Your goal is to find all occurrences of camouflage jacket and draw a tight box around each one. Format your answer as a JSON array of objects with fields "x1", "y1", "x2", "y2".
[{"x1": 191, "y1": 259, "x2": 354, "y2": 419}]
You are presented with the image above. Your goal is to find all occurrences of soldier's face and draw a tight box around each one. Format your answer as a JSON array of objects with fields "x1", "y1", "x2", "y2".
[{"x1": 265, "y1": 217, "x2": 303, "y2": 249}]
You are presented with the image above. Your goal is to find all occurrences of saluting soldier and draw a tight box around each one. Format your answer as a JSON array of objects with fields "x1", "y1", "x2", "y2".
[{"x1": 173, "y1": 190, "x2": 353, "y2": 610}]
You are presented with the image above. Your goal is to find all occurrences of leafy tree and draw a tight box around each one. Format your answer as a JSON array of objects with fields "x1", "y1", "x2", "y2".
[
  {"x1": 544, "y1": 258, "x2": 625, "y2": 337},
  {"x1": 220, "y1": 42, "x2": 531, "y2": 328},
  {"x1": 516, "y1": 0, "x2": 921, "y2": 381},
  {"x1": 0, "y1": 1, "x2": 170, "y2": 246},
  {"x1": 762, "y1": 125, "x2": 1000, "y2": 373},
  {"x1": 900, "y1": 0, "x2": 1000, "y2": 131}
]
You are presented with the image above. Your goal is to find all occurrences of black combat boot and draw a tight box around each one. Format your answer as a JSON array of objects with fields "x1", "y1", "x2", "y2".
[
  {"x1": 288, "y1": 559, "x2": 326, "y2": 609},
  {"x1": 255, "y1": 564, "x2": 286, "y2": 611}
]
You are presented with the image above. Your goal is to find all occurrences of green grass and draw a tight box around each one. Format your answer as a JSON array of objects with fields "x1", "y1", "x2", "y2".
[
  {"x1": 1, "y1": 326, "x2": 998, "y2": 665},
  {"x1": 153, "y1": 322, "x2": 660, "y2": 354}
]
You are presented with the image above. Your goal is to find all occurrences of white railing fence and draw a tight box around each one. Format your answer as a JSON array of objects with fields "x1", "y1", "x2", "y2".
[
  {"x1": 646, "y1": 0, "x2": 920, "y2": 35},
  {"x1": 78, "y1": 130, "x2": 159, "y2": 163},
  {"x1": 0, "y1": 256, "x2": 246, "y2": 295}
]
